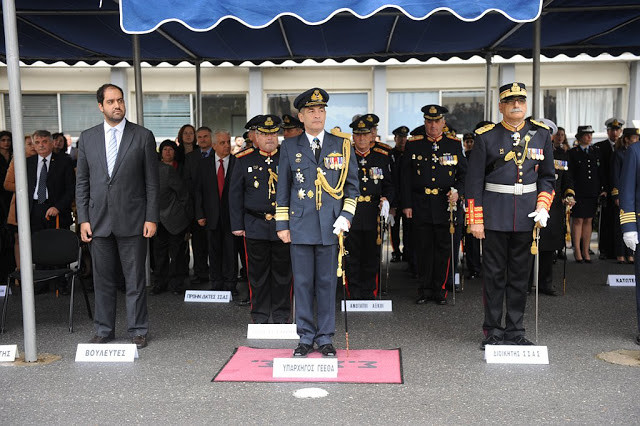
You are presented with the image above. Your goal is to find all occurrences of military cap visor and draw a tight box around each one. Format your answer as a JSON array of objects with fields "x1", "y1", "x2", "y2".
[
  {"x1": 421, "y1": 104, "x2": 448, "y2": 120},
  {"x1": 294, "y1": 88, "x2": 329, "y2": 110},
  {"x1": 244, "y1": 115, "x2": 263, "y2": 130},
  {"x1": 281, "y1": 114, "x2": 303, "y2": 129},
  {"x1": 392, "y1": 126, "x2": 410, "y2": 137},
  {"x1": 363, "y1": 113, "x2": 380, "y2": 126},
  {"x1": 499, "y1": 82, "x2": 527, "y2": 101},
  {"x1": 256, "y1": 115, "x2": 282, "y2": 134},
  {"x1": 623, "y1": 127, "x2": 640, "y2": 137},
  {"x1": 349, "y1": 118, "x2": 374, "y2": 134},
  {"x1": 605, "y1": 117, "x2": 625, "y2": 129}
]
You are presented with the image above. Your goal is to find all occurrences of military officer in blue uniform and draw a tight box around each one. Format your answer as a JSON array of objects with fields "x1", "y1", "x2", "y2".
[
  {"x1": 619, "y1": 127, "x2": 640, "y2": 345},
  {"x1": 612, "y1": 127, "x2": 639, "y2": 264},
  {"x1": 345, "y1": 117, "x2": 394, "y2": 299},
  {"x1": 276, "y1": 88, "x2": 360, "y2": 357},
  {"x1": 401, "y1": 104, "x2": 467, "y2": 305},
  {"x1": 466, "y1": 83, "x2": 555, "y2": 348},
  {"x1": 230, "y1": 115, "x2": 292, "y2": 324},
  {"x1": 281, "y1": 114, "x2": 304, "y2": 139}
]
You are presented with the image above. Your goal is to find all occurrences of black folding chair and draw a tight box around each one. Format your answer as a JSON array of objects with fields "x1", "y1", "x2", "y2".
[{"x1": 1, "y1": 228, "x2": 93, "y2": 333}]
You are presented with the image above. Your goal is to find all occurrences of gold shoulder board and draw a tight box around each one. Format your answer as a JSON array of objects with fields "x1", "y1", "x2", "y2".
[
  {"x1": 235, "y1": 147, "x2": 254, "y2": 158},
  {"x1": 475, "y1": 124, "x2": 495, "y2": 135},
  {"x1": 373, "y1": 147, "x2": 389, "y2": 156},
  {"x1": 530, "y1": 119, "x2": 550, "y2": 130},
  {"x1": 408, "y1": 135, "x2": 424, "y2": 142}
]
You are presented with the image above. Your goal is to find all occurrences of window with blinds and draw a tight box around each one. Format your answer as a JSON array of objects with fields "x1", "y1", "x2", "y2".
[
  {"x1": 60, "y1": 94, "x2": 103, "y2": 135},
  {"x1": 143, "y1": 93, "x2": 191, "y2": 139},
  {"x1": 3, "y1": 94, "x2": 58, "y2": 135},
  {"x1": 202, "y1": 94, "x2": 247, "y2": 138}
]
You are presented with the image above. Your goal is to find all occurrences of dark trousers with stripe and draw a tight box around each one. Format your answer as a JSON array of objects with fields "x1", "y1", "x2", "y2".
[
  {"x1": 345, "y1": 229, "x2": 378, "y2": 299},
  {"x1": 290, "y1": 243, "x2": 338, "y2": 346},
  {"x1": 416, "y1": 222, "x2": 450, "y2": 300},
  {"x1": 483, "y1": 230, "x2": 532, "y2": 340},
  {"x1": 245, "y1": 237, "x2": 292, "y2": 324}
]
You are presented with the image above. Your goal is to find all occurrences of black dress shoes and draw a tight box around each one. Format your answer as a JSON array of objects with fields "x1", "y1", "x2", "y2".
[
  {"x1": 480, "y1": 335, "x2": 502, "y2": 349},
  {"x1": 466, "y1": 272, "x2": 479, "y2": 280},
  {"x1": 415, "y1": 296, "x2": 428, "y2": 304},
  {"x1": 540, "y1": 289, "x2": 558, "y2": 296},
  {"x1": 318, "y1": 344, "x2": 337, "y2": 357},
  {"x1": 131, "y1": 335, "x2": 147, "y2": 349},
  {"x1": 293, "y1": 343, "x2": 314, "y2": 357},
  {"x1": 507, "y1": 335, "x2": 534, "y2": 346},
  {"x1": 435, "y1": 297, "x2": 447, "y2": 305},
  {"x1": 236, "y1": 298, "x2": 250, "y2": 306},
  {"x1": 390, "y1": 253, "x2": 401, "y2": 263},
  {"x1": 89, "y1": 334, "x2": 114, "y2": 344}
]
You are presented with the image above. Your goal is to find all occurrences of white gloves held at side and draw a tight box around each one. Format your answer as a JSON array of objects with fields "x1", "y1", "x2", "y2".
[
  {"x1": 333, "y1": 216, "x2": 350, "y2": 235},
  {"x1": 528, "y1": 208, "x2": 550, "y2": 228},
  {"x1": 379, "y1": 199, "x2": 390, "y2": 220},
  {"x1": 623, "y1": 231, "x2": 638, "y2": 252}
]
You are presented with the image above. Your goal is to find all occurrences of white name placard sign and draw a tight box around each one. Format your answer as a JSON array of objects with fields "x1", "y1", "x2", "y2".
[
  {"x1": 607, "y1": 275, "x2": 636, "y2": 287},
  {"x1": 0, "y1": 285, "x2": 8, "y2": 298},
  {"x1": 455, "y1": 273, "x2": 460, "y2": 285},
  {"x1": 0, "y1": 345, "x2": 18, "y2": 362},
  {"x1": 184, "y1": 290, "x2": 232, "y2": 303},
  {"x1": 485, "y1": 345, "x2": 549, "y2": 364},
  {"x1": 247, "y1": 324, "x2": 299, "y2": 340},
  {"x1": 272, "y1": 357, "x2": 338, "y2": 378},
  {"x1": 75, "y1": 344, "x2": 138, "y2": 362},
  {"x1": 341, "y1": 300, "x2": 392, "y2": 312}
]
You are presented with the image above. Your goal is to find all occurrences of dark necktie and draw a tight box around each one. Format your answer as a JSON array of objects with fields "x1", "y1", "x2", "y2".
[
  {"x1": 202, "y1": 150, "x2": 208, "y2": 159},
  {"x1": 217, "y1": 159, "x2": 225, "y2": 199},
  {"x1": 37, "y1": 158, "x2": 47, "y2": 204},
  {"x1": 313, "y1": 137, "x2": 321, "y2": 162}
]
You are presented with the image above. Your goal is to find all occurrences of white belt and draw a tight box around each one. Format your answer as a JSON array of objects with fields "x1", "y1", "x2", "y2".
[{"x1": 485, "y1": 182, "x2": 537, "y2": 196}]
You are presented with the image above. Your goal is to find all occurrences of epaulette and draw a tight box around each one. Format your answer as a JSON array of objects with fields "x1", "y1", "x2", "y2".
[
  {"x1": 235, "y1": 147, "x2": 254, "y2": 158},
  {"x1": 445, "y1": 134, "x2": 461, "y2": 142},
  {"x1": 408, "y1": 135, "x2": 424, "y2": 142},
  {"x1": 530, "y1": 119, "x2": 550, "y2": 130},
  {"x1": 373, "y1": 147, "x2": 389, "y2": 156},
  {"x1": 376, "y1": 141, "x2": 392, "y2": 150},
  {"x1": 331, "y1": 129, "x2": 352, "y2": 140},
  {"x1": 475, "y1": 124, "x2": 495, "y2": 135}
]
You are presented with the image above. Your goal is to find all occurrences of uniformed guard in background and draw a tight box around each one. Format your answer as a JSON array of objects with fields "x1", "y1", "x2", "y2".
[
  {"x1": 401, "y1": 104, "x2": 466, "y2": 305},
  {"x1": 390, "y1": 126, "x2": 410, "y2": 264},
  {"x1": 466, "y1": 82, "x2": 555, "y2": 348},
  {"x1": 619, "y1": 128, "x2": 640, "y2": 345},
  {"x1": 281, "y1": 114, "x2": 304, "y2": 139},
  {"x1": 528, "y1": 118, "x2": 575, "y2": 296},
  {"x1": 595, "y1": 118, "x2": 624, "y2": 259},
  {"x1": 230, "y1": 115, "x2": 292, "y2": 324},
  {"x1": 345, "y1": 117, "x2": 394, "y2": 299},
  {"x1": 276, "y1": 88, "x2": 359, "y2": 358}
]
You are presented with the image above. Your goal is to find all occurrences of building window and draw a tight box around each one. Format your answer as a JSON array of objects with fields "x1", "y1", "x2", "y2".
[
  {"x1": 441, "y1": 90, "x2": 485, "y2": 134},
  {"x1": 60, "y1": 94, "x2": 103, "y2": 135},
  {"x1": 3, "y1": 94, "x2": 58, "y2": 134},
  {"x1": 201, "y1": 94, "x2": 247, "y2": 138},
  {"x1": 543, "y1": 87, "x2": 623, "y2": 134},
  {"x1": 388, "y1": 91, "x2": 438, "y2": 136},
  {"x1": 143, "y1": 94, "x2": 191, "y2": 140},
  {"x1": 267, "y1": 92, "x2": 368, "y2": 134}
]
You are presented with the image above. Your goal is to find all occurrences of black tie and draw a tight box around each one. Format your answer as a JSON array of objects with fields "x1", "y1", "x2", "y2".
[
  {"x1": 313, "y1": 137, "x2": 321, "y2": 162},
  {"x1": 202, "y1": 151, "x2": 208, "y2": 159},
  {"x1": 37, "y1": 158, "x2": 47, "y2": 204}
]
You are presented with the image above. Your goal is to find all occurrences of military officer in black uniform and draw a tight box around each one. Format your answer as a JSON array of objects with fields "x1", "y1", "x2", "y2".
[
  {"x1": 528, "y1": 118, "x2": 575, "y2": 295},
  {"x1": 465, "y1": 83, "x2": 555, "y2": 348},
  {"x1": 595, "y1": 118, "x2": 624, "y2": 259},
  {"x1": 344, "y1": 117, "x2": 394, "y2": 299},
  {"x1": 276, "y1": 88, "x2": 359, "y2": 358},
  {"x1": 462, "y1": 129, "x2": 483, "y2": 279},
  {"x1": 568, "y1": 125, "x2": 606, "y2": 263},
  {"x1": 401, "y1": 104, "x2": 467, "y2": 305},
  {"x1": 618, "y1": 130, "x2": 640, "y2": 345},
  {"x1": 281, "y1": 114, "x2": 304, "y2": 139},
  {"x1": 390, "y1": 126, "x2": 410, "y2": 263},
  {"x1": 243, "y1": 115, "x2": 262, "y2": 151},
  {"x1": 230, "y1": 115, "x2": 292, "y2": 324}
]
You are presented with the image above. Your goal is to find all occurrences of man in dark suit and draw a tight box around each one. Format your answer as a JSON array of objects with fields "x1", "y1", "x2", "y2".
[
  {"x1": 76, "y1": 83, "x2": 159, "y2": 349},
  {"x1": 276, "y1": 88, "x2": 360, "y2": 358},
  {"x1": 195, "y1": 129, "x2": 237, "y2": 294},
  {"x1": 184, "y1": 127, "x2": 213, "y2": 285},
  {"x1": 28, "y1": 130, "x2": 75, "y2": 233}
]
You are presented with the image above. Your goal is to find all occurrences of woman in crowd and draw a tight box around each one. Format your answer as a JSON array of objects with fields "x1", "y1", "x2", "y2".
[
  {"x1": 174, "y1": 124, "x2": 196, "y2": 165},
  {"x1": 568, "y1": 125, "x2": 606, "y2": 263},
  {"x1": 554, "y1": 126, "x2": 570, "y2": 152},
  {"x1": 611, "y1": 128, "x2": 640, "y2": 264},
  {"x1": 3, "y1": 134, "x2": 36, "y2": 275}
]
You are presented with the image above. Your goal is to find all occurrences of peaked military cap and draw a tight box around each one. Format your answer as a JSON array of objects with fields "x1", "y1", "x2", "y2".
[
  {"x1": 281, "y1": 114, "x2": 303, "y2": 129},
  {"x1": 605, "y1": 117, "x2": 625, "y2": 129},
  {"x1": 392, "y1": 126, "x2": 410, "y2": 137},
  {"x1": 256, "y1": 114, "x2": 282, "y2": 133},
  {"x1": 294, "y1": 87, "x2": 329, "y2": 110},
  {"x1": 244, "y1": 115, "x2": 263, "y2": 130},
  {"x1": 576, "y1": 125, "x2": 595, "y2": 137},
  {"x1": 499, "y1": 82, "x2": 527, "y2": 101},
  {"x1": 421, "y1": 104, "x2": 448, "y2": 120},
  {"x1": 362, "y1": 113, "x2": 380, "y2": 126},
  {"x1": 622, "y1": 127, "x2": 640, "y2": 137},
  {"x1": 349, "y1": 117, "x2": 375, "y2": 134}
]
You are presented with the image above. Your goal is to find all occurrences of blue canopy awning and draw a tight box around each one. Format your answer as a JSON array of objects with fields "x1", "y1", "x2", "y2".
[{"x1": 0, "y1": 1, "x2": 638, "y2": 65}]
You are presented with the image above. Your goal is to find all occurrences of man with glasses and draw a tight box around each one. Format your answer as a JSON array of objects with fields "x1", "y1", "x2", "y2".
[{"x1": 465, "y1": 82, "x2": 555, "y2": 348}]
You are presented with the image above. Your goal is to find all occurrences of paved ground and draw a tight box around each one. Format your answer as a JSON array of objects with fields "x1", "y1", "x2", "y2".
[{"x1": 1, "y1": 244, "x2": 639, "y2": 425}]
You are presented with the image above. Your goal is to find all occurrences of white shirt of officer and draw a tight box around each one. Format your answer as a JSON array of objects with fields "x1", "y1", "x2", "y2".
[{"x1": 306, "y1": 130, "x2": 325, "y2": 151}]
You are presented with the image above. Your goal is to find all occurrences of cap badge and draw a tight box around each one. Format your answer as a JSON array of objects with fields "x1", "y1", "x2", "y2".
[
  {"x1": 366, "y1": 115, "x2": 374, "y2": 122},
  {"x1": 429, "y1": 106, "x2": 437, "y2": 114},
  {"x1": 264, "y1": 117, "x2": 274, "y2": 126},
  {"x1": 311, "y1": 90, "x2": 323, "y2": 102},
  {"x1": 358, "y1": 120, "x2": 366, "y2": 128},
  {"x1": 512, "y1": 82, "x2": 520, "y2": 92}
]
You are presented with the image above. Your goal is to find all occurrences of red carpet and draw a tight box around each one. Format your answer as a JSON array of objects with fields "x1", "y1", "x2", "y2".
[{"x1": 212, "y1": 346, "x2": 403, "y2": 383}]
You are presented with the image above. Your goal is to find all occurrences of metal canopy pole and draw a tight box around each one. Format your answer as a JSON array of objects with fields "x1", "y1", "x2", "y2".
[
  {"x1": 132, "y1": 34, "x2": 151, "y2": 287},
  {"x1": 532, "y1": 18, "x2": 542, "y2": 119},
  {"x1": 484, "y1": 52, "x2": 493, "y2": 121},
  {"x1": 2, "y1": 0, "x2": 37, "y2": 362},
  {"x1": 195, "y1": 61, "x2": 202, "y2": 128}
]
